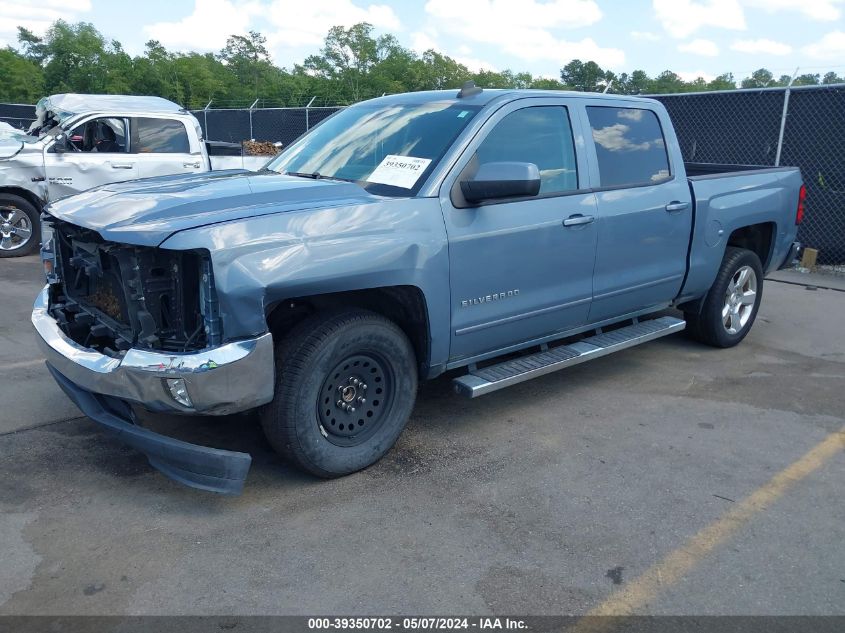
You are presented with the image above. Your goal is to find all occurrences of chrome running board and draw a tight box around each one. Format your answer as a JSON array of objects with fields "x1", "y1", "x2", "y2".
[{"x1": 452, "y1": 316, "x2": 686, "y2": 398}]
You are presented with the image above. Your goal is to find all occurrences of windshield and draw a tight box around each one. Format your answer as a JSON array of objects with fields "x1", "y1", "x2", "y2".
[{"x1": 266, "y1": 101, "x2": 481, "y2": 196}]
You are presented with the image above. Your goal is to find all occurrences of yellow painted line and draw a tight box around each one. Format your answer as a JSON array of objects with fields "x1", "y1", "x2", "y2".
[{"x1": 577, "y1": 426, "x2": 844, "y2": 628}]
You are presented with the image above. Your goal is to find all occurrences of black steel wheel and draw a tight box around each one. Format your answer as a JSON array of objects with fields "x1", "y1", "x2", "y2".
[
  {"x1": 317, "y1": 353, "x2": 395, "y2": 447},
  {"x1": 260, "y1": 309, "x2": 417, "y2": 477}
]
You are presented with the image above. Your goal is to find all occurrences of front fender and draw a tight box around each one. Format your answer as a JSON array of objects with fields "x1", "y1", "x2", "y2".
[
  {"x1": 160, "y1": 198, "x2": 451, "y2": 370},
  {"x1": 0, "y1": 149, "x2": 48, "y2": 203}
]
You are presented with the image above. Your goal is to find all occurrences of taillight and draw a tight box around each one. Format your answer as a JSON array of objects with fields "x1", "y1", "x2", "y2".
[{"x1": 796, "y1": 184, "x2": 806, "y2": 225}]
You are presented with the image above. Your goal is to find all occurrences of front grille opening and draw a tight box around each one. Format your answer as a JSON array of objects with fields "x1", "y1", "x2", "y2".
[{"x1": 48, "y1": 218, "x2": 215, "y2": 356}]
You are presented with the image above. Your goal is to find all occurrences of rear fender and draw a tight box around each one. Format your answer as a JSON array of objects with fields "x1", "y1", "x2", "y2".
[{"x1": 680, "y1": 169, "x2": 801, "y2": 302}]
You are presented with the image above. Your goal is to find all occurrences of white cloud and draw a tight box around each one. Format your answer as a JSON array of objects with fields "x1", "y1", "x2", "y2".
[
  {"x1": 592, "y1": 123, "x2": 663, "y2": 152},
  {"x1": 743, "y1": 0, "x2": 843, "y2": 21},
  {"x1": 455, "y1": 55, "x2": 498, "y2": 72},
  {"x1": 144, "y1": 0, "x2": 260, "y2": 51},
  {"x1": 730, "y1": 38, "x2": 792, "y2": 55},
  {"x1": 0, "y1": 0, "x2": 91, "y2": 47},
  {"x1": 424, "y1": 0, "x2": 625, "y2": 68},
  {"x1": 803, "y1": 30, "x2": 845, "y2": 59},
  {"x1": 410, "y1": 30, "x2": 496, "y2": 71},
  {"x1": 678, "y1": 38, "x2": 720, "y2": 56},
  {"x1": 654, "y1": 0, "x2": 843, "y2": 40},
  {"x1": 676, "y1": 70, "x2": 717, "y2": 82},
  {"x1": 426, "y1": 0, "x2": 603, "y2": 31},
  {"x1": 265, "y1": 0, "x2": 401, "y2": 50},
  {"x1": 653, "y1": 0, "x2": 746, "y2": 38},
  {"x1": 143, "y1": 0, "x2": 401, "y2": 58},
  {"x1": 410, "y1": 31, "x2": 439, "y2": 54},
  {"x1": 631, "y1": 31, "x2": 661, "y2": 41}
]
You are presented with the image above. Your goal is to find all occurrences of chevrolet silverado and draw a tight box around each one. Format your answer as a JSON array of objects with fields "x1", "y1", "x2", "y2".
[{"x1": 32, "y1": 84, "x2": 803, "y2": 493}]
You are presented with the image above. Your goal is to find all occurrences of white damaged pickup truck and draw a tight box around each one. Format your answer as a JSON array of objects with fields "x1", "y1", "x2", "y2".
[{"x1": 0, "y1": 94, "x2": 269, "y2": 257}]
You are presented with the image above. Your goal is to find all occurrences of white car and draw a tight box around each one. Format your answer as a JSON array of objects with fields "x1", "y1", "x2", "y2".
[{"x1": 0, "y1": 93, "x2": 269, "y2": 257}]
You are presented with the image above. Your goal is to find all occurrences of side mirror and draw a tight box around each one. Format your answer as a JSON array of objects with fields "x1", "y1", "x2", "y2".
[
  {"x1": 51, "y1": 134, "x2": 70, "y2": 153},
  {"x1": 460, "y1": 161, "x2": 541, "y2": 203}
]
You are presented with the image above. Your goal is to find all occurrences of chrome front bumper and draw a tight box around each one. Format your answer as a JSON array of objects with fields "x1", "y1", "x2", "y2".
[
  {"x1": 32, "y1": 285, "x2": 276, "y2": 494},
  {"x1": 32, "y1": 286, "x2": 275, "y2": 415}
]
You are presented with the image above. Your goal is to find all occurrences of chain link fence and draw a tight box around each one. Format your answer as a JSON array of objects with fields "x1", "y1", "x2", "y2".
[
  {"x1": 191, "y1": 105, "x2": 342, "y2": 147},
  {"x1": 0, "y1": 103, "x2": 36, "y2": 130},
  {"x1": 654, "y1": 84, "x2": 845, "y2": 264}
]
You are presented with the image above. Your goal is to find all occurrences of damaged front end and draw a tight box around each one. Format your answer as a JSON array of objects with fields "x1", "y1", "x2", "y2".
[
  {"x1": 43, "y1": 215, "x2": 222, "y2": 355},
  {"x1": 34, "y1": 216, "x2": 275, "y2": 494}
]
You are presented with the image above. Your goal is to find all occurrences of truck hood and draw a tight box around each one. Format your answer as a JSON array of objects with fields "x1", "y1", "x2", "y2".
[
  {"x1": 0, "y1": 139, "x2": 24, "y2": 159},
  {"x1": 46, "y1": 170, "x2": 383, "y2": 247}
]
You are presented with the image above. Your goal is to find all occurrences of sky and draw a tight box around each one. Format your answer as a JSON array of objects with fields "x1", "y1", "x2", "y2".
[{"x1": 2, "y1": 0, "x2": 845, "y2": 81}]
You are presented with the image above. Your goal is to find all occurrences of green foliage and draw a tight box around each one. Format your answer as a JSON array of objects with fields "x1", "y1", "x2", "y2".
[
  {"x1": 560, "y1": 60, "x2": 611, "y2": 92},
  {"x1": 0, "y1": 48, "x2": 45, "y2": 102},
  {"x1": 3, "y1": 18, "x2": 843, "y2": 109}
]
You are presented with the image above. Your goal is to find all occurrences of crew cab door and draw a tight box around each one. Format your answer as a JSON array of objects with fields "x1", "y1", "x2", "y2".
[
  {"x1": 441, "y1": 99, "x2": 598, "y2": 363},
  {"x1": 582, "y1": 104, "x2": 693, "y2": 322},
  {"x1": 43, "y1": 116, "x2": 136, "y2": 199},
  {"x1": 129, "y1": 117, "x2": 206, "y2": 179}
]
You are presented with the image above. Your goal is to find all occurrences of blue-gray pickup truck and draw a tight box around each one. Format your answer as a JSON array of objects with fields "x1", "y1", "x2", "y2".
[{"x1": 32, "y1": 84, "x2": 804, "y2": 494}]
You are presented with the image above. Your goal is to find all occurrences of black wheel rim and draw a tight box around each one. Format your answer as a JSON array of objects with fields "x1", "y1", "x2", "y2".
[{"x1": 317, "y1": 352, "x2": 394, "y2": 447}]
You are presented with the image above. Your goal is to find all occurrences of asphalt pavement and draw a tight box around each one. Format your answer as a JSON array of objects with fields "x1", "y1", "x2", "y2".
[{"x1": 1, "y1": 255, "x2": 842, "y2": 616}]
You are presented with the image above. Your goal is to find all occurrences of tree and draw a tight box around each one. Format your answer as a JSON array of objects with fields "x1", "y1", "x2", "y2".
[
  {"x1": 4, "y1": 18, "x2": 845, "y2": 109},
  {"x1": 560, "y1": 59, "x2": 609, "y2": 92},
  {"x1": 219, "y1": 31, "x2": 273, "y2": 99},
  {"x1": 303, "y1": 23, "x2": 388, "y2": 102},
  {"x1": 794, "y1": 73, "x2": 820, "y2": 86},
  {"x1": 615, "y1": 70, "x2": 652, "y2": 94},
  {"x1": 708, "y1": 73, "x2": 736, "y2": 91},
  {"x1": 530, "y1": 76, "x2": 567, "y2": 90},
  {"x1": 16, "y1": 27, "x2": 46, "y2": 64},
  {"x1": 741, "y1": 68, "x2": 774, "y2": 88},
  {"x1": 651, "y1": 70, "x2": 686, "y2": 93},
  {"x1": 0, "y1": 48, "x2": 45, "y2": 103},
  {"x1": 40, "y1": 21, "x2": 110, "y2": 93},
  {"x1": 409, "y1": 50, "x2": 471, "y2": 91}
]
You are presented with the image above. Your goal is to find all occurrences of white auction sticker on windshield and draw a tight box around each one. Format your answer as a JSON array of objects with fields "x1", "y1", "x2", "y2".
[{"x1": 368, "y1": 155, "x2": 432, "y2": 189}]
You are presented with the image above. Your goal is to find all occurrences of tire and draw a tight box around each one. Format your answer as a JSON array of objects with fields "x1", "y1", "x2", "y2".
[
  {"x1": 259, "y1": 309, "x2": 418, "y2": 478},
  {"x1": 0, "y1": 193, "x2": 41, "y2": 258},
  {"x1": 685, "y1": 246, "x2": 764, "y2": 348}
]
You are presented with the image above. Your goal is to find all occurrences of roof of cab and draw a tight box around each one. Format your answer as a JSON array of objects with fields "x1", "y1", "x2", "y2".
[
  {"x1": 359, "y1": 88, "x2": 659, "y2": 107},
  {"x1": 37, "y1": 94, "x2": 185, "y2": 121}
]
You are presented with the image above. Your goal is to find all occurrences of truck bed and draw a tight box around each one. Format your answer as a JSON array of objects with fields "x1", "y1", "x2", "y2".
[{"x1": 679, "y1": 163, "x2": 803, "y2": 305}]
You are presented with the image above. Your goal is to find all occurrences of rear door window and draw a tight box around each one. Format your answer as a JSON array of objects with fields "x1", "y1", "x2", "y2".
[
  {"x1": 586, "y1": 107, "x2": 671, "y2": 187},
  {"x1": 134, "y1": 118, "x2": 190, "y2": 153}
]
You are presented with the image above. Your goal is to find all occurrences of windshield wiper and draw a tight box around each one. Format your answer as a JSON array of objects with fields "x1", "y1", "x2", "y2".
[
  {"x1": 284, "y1": 171, "x2": 354, "y2": 183},
  {"x1": 286, "y1": 171, "x2": 322, "y2": 179}
]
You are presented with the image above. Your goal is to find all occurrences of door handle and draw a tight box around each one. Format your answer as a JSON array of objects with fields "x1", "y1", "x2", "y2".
[
  {"x1": 111, "y1": 163, "x2": 134, "y2": 169},
  {"x1": 563, "y1": 214, "x2": 595, "y2": 227},
  {"x1": 183, "y1": 162, "x2": 201, "y2": 168},
  {"x1": 665, "y1": 201, "x2": 689, "y2": 212}
]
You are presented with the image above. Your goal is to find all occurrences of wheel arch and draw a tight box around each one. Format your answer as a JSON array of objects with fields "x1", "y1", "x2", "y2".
[
  {"x1": 265, "y1": 285, "x2": 432, "y2": 376},
  {"x1": 0, "y1": 187, "x2": 44, "y2": 212},
  {"x1": 726, "y1": 221, "x2": 775, "y2": 269}
]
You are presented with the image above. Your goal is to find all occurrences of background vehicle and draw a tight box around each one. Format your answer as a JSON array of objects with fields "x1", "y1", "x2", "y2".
[
  {"x1": 0, "y1": 94, "x2": 268, "y2": 257},
  {"x1": 33, "y1": 85, "x2": 803, "y2": 493}
]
